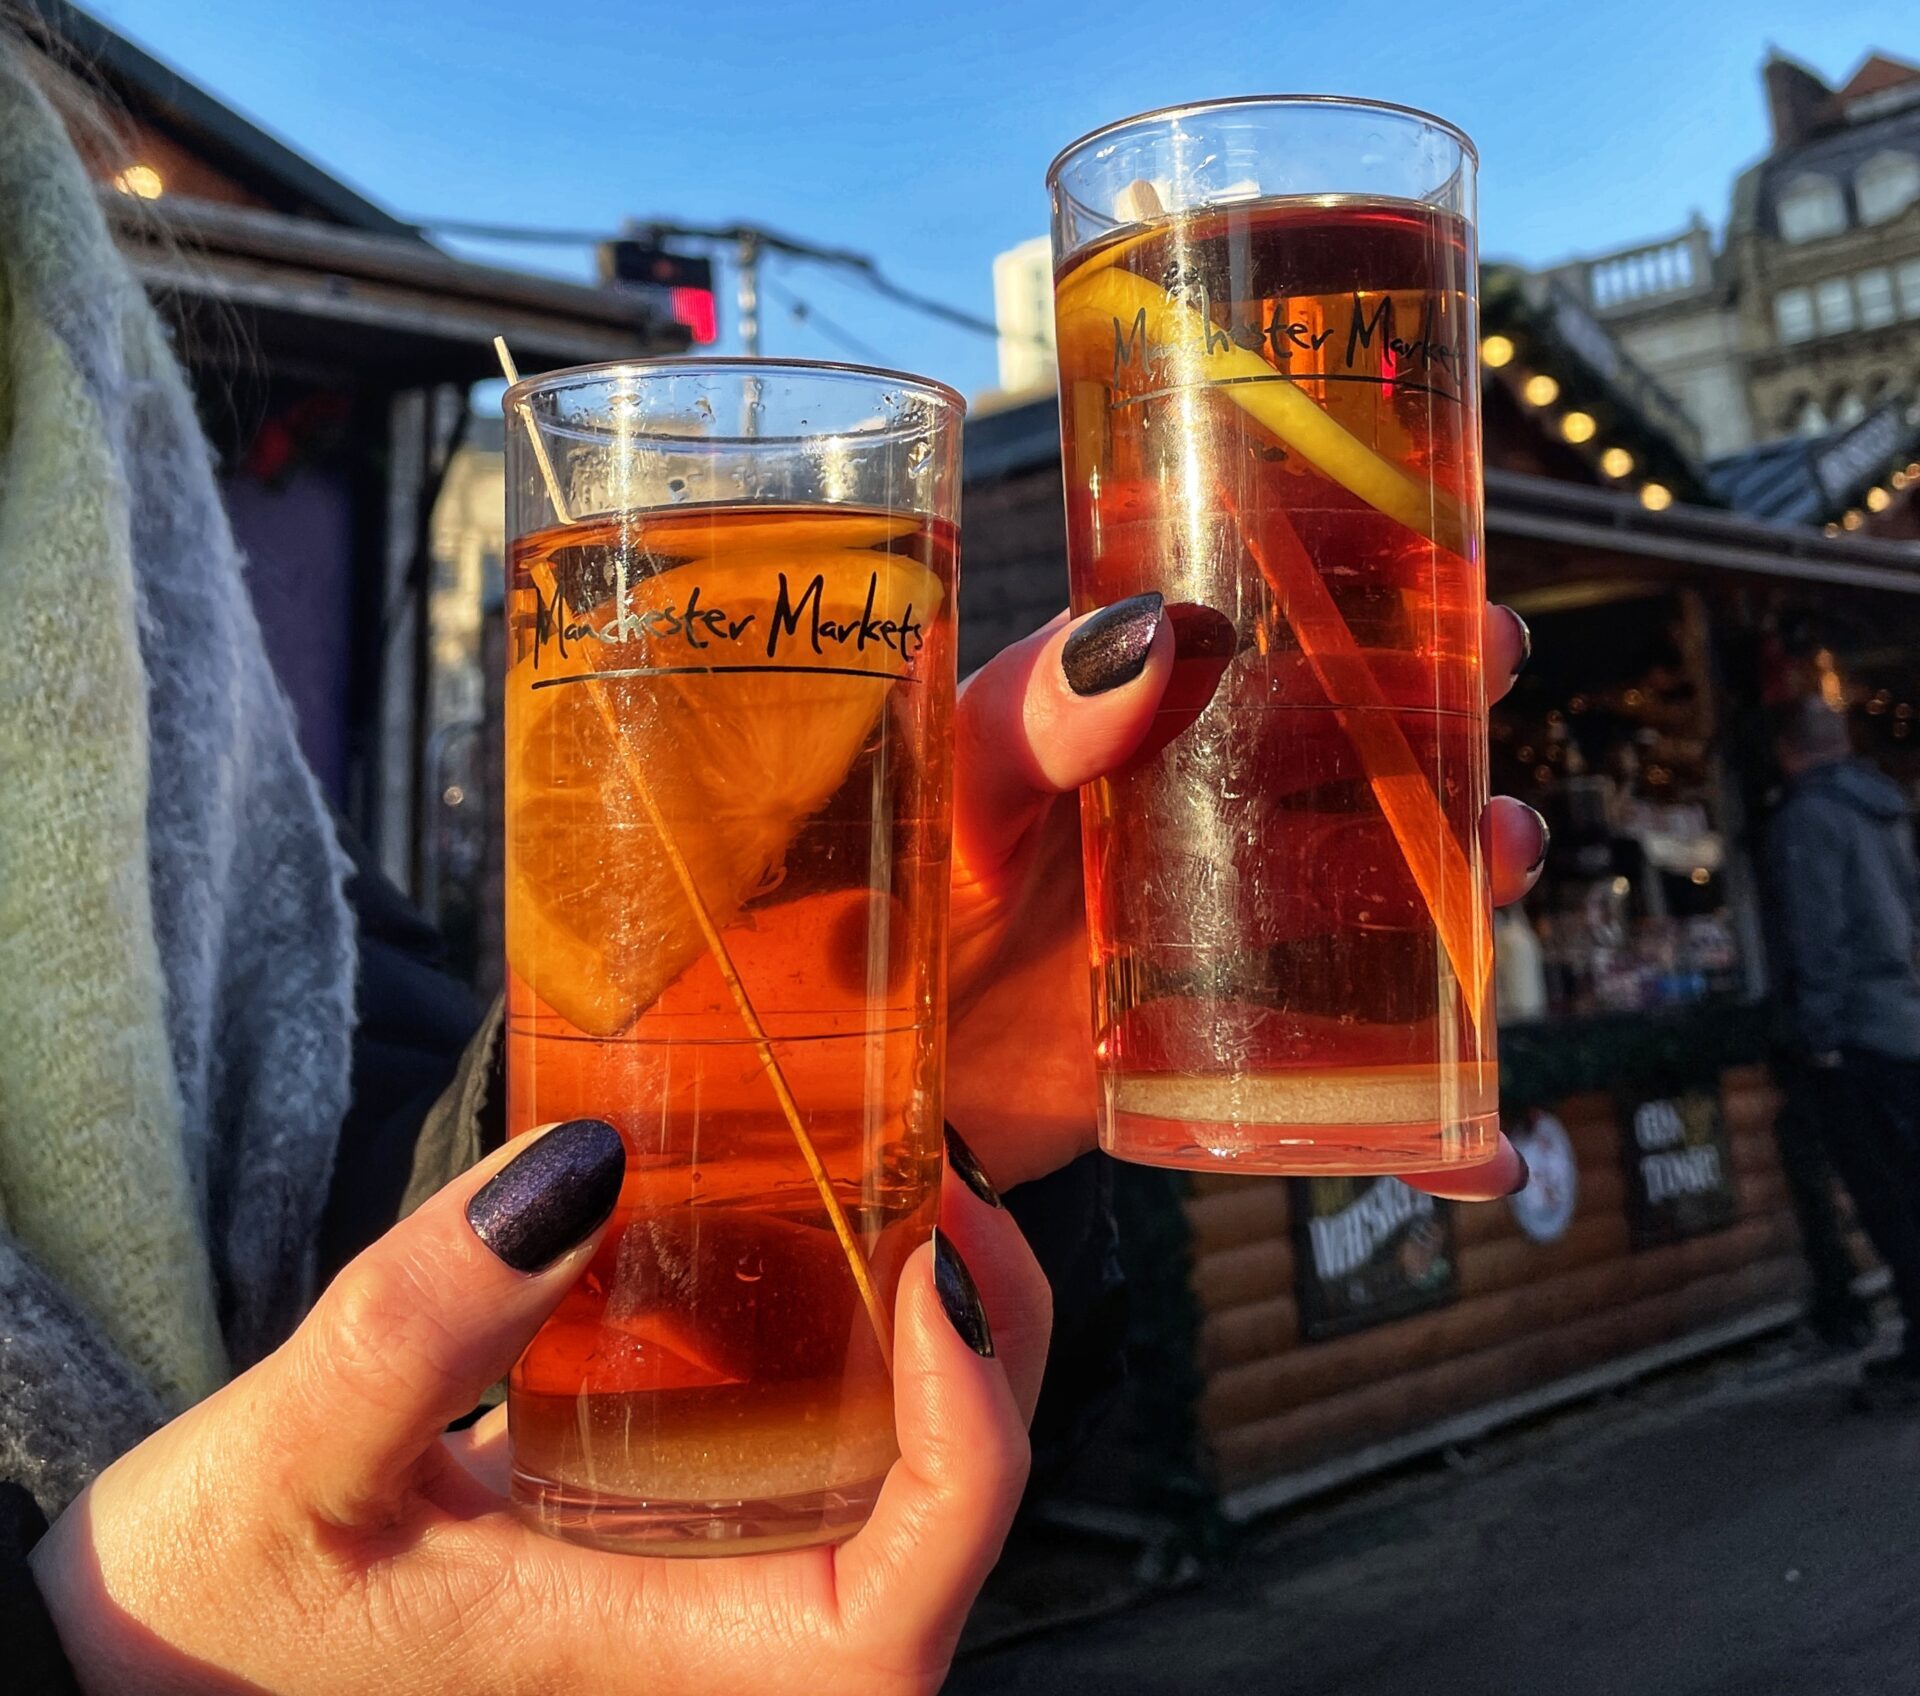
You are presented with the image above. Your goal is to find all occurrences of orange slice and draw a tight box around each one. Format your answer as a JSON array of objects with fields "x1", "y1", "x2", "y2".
[
  {"x1": 507, "y1": 547, "x2": 943, "y2": 1037},
  {"x1": 1055, "y1": 256, "x2": 1472, "y2": 557}
]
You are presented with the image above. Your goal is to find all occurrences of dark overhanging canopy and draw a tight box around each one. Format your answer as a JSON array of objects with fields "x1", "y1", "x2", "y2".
[{"x1": 111, "y1": 193, "x2": 687, "y2": 388}]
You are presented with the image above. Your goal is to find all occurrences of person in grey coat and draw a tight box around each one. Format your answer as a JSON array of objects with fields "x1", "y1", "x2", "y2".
[{"x1": 1767, "y1": 695, "x2": 1920, "y2": 1401}]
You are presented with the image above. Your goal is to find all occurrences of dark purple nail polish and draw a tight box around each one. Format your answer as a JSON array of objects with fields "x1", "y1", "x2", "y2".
[
  {"x1": 944, "y1": 1123, "x2": 1003, "y2": 1209},
  {"x1": 1506, "y1": 1147, "x2": 1533, "y2": 1197},
  {"x1": 1062, "y1": 592, "x2": 1164, "y2": 696},
  {"x1": 1525, "y1": 806, "x2": 1551, "y2": 876},
  {"x1": 1168, "y1": 601, "x2": 1237, "y2": 664},
  {"x1": 933, "y1": 1229, "x2": 994, "y2": 1357},
  {"x1": 466, "y1": 1119, "x2": 625, "y2": 1273},
  {"x1": 1504, "y1": 606, "x2": 1532, "y2": 680}
]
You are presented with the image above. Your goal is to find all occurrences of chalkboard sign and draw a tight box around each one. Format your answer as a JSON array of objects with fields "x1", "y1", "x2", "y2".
[
  {"x1": 1292, "y1": 1176, "x2": 1457, "y2": 1341},
  {"x1": 1619, "y1": 1082, "x2": 1737, "y2": 1248}
]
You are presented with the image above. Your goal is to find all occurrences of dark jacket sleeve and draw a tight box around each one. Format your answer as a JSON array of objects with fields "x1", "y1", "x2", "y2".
[
  {"x1": 1768, "y1": 799, "x2": 1853, "y2": 1055},
  {"x1": 0, "y1": 1485, "x2": 81, "y2": 1694},
  {"x1": 317, "y1": 820, "x2": 486, "y2": 1282},
  {"x1": 1005, "y1": 1153, "x2": 1127, "y2": 1493}
]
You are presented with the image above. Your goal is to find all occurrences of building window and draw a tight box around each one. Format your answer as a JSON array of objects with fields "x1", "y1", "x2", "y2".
[
  {"x1": 1857, "y1": 152, "x2": 1920, "y2": 225},
  {"x1": 1900, "y1": 258, "x2": 1920, "y2": 318},
  {"x1": 1773, "y1": 287, "x2": 1816, "y2": 343},
  {"x1": 1814, "y1": 277, "x2": 1857, "y2": 334},
  {"x1": 1832, "y1": 390, "x2": 1866, "y2": 427},
  {"x1": 1793, "y1": 395, "x2": 1829, "y2": 436},
  {"x1": 1857, "y1": 268, "x2": 1898, "y2": 328},
  {"x1": 1776, "y1": 175, "x2": 1848, "y2": 243}
]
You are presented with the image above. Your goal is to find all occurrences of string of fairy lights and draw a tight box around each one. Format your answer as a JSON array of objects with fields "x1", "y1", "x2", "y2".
[
  {"x1": 1826, "y1": 459, "x2": 1920, "y2": 537},
  {"x1": 1478, "y1": 332, "x2": 1676, "y2": 513}
]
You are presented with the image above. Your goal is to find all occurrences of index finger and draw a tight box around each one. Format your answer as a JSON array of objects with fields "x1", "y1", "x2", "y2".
[{"x1": 953, "y1": 600, "x2": 1173, "y2": 888}]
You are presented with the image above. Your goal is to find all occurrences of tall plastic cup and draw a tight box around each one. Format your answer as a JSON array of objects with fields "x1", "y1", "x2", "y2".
[
  {"x1": 501, "y1": 359, "x2": 960, "y2": 1551},
  {"x1": 1049, "y1": 98, "x2": 1494, "y2": 1174}
]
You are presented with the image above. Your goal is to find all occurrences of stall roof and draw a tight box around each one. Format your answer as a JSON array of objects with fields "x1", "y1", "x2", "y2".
[
  {"x1": 24, "y1": 0, "x2": 415, "y2": 234},
  {"x1": 114, "y1": 193, "x2": 687, "y2": 384},
  {"x1": 964, "y1": 394, "x2": 1920, "y2": 597},
  {"x1": 1707, "y1": 402, "x2": 1920, "y2": 528},
  {"x1": 1485, "y1": 468, "x2": 1920, "y2": 597}
]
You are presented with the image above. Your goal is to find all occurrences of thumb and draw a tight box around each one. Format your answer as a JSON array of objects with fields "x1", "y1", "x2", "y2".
[{"x1": 266, "y1": 1118, "x2": 625, "y2": 1524}]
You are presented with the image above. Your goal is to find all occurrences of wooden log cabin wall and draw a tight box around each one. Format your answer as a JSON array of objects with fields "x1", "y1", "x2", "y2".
[
  {"x1": 961, "y1": 381, "x2": 1920, "y2": 1533},
  {"x1": 1191, "y1": 1061, "x2": 1800, "y2": 1499}
]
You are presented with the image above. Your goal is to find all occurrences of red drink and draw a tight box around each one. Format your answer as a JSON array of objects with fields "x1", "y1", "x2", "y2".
[
  {"x1": 1051, "y1": 104, "x2": 1494, "y2": 1175},
  {"x1": 500, "y1": 359, "x2": 961, "y2": 1553}
]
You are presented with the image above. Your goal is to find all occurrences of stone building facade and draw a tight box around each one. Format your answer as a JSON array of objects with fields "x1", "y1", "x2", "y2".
[{"x1": 1537, "y1": 51, "x2": 1920, "y2": 462}]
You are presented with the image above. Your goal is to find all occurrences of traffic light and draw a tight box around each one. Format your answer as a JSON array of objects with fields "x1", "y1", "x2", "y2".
[{"x1": 599, "y1": 241, "x2": 718, "y2": 345}]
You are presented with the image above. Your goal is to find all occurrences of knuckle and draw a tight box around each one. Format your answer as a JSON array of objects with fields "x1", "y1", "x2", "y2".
[{"x1": 309, "y1": 1247, "x2": 462, "y2": 1417}]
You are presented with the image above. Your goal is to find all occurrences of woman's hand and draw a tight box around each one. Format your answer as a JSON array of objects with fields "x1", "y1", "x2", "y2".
[
  {"x1": 945, "y1": 599, "x2": 1543, "y2": 1199},
  {"x1": 31, "y1": 1121, "x2": 1048, "y2": 1696}
]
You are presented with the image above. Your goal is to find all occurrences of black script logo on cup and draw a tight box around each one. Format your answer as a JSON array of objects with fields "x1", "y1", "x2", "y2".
[
  {"x1": 1111, "y1": 286, "x2": 1463, "y2": 402},
  {"x1": 532, "y1": 568, "x2": 928, "y2": 678}
]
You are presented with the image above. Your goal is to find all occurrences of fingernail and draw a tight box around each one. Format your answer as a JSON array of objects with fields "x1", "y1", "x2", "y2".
[
  {"x1": 1525, "y1": 806, "x2": 1551, "y2": 876},
  {"x1": 1503, "y1": 606, "x2": 1532, "y2": 680},
  {"x1": 1506, "y1": 1147, "x2": 1533, "y2": 1197},
  {"x1": 466, "y1": 1119, "x2": 626, "y2": 1273},
  {"x1": 1062, "y1": 591, "x2": 1164, "y2": 696},
  {"x1": 1167, "y1": 601, "x2": 1237, "y2": 664},
  {"x1": 933, "y1": 1228, "x2": 994, "y2": 1357},
  {"x1": 944, "y1": 1122, "x2": 1003, "y2": 1209}
]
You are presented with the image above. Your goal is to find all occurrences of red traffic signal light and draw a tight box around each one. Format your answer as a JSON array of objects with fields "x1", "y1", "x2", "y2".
[
  {"x1": 669, "y1": 285, "x2": 718, "y2": 346},
  {"x1": 600, "y1": 241, "x2": 718, "y2": 345}
]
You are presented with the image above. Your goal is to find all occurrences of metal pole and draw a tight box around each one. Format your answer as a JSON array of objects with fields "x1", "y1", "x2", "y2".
[{"x1": 737, "y1": 232, "x2": 762, "y2": 357}]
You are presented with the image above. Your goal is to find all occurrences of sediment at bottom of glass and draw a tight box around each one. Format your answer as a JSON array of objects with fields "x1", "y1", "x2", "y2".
[
  {"x1": 1100, "y1": 1064, "x2": 1500, "y2": 1174},
  {"x1": 511, "y1": 1471, "x2": 887, "y2": 1556}
]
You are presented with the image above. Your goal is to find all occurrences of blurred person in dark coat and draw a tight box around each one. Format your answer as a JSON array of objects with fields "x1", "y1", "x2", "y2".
[{"x1": 1768, "y1": 695, "x2": 1920, "y2": 1404}]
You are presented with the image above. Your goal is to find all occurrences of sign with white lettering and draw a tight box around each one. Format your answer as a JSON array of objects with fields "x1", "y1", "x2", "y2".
[
  {"x1": 1292, "y1": 1177, "x2": 1457, "y2": 1341},
  {"x1": 1618, "y1": 1083, "x2": 1736, "y2": 1247}
]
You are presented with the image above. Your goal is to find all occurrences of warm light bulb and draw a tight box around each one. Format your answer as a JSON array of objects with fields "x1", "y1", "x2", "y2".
[
  {"x1": 1894, "y1": 469, "x2": 1911, "y2": 491},
  {"x1": 1522, "y1": 373, "x2": 1560, "y2": 407},
  {"x1": 1481, "y1": 334, "x2": 1516, "y2": 369},
  {"x1": 1561, "y1": 411, "x2": 1597, "y2": 444},
  {"x1": 1866, "y1": 486, "x2": 1892, "y2": 512},
  {"x1": 1639, "y1": 482, "x2": 1673, "y2": 511},
  {"x1": 1600, "y1": 446, "x2": 1635, "y2": 478},
  {"x1": 113, "y1": 163, "x2": 164, "y2": 199},
  {"x1": 1842, "y1": 509, "x2": 1865, "y2": 530},
  {"x1": 1824, "y1": 522, "x2": 1841, "y2": 537}
]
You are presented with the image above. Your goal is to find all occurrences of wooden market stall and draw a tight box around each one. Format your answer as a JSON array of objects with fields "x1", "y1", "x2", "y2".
[{"x1": 960, "y1": 269, "x2": 1920, "y2": 1535}]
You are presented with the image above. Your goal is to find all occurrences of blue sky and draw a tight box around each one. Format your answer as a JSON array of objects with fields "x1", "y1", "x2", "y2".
[{"x1": 94, "y1": 0, "x2": 1905, "y2": 397}]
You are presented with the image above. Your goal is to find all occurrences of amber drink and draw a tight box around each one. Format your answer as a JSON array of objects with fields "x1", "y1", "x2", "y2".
[
  {"x1": 1049, "y1": 99, "x2": 1495, "y2": 1174},
  {"x1": 502, "y1": 362, "x2": 960, "y2": 1553}
]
